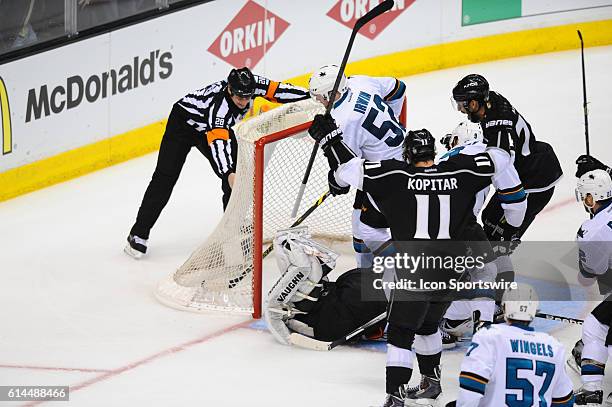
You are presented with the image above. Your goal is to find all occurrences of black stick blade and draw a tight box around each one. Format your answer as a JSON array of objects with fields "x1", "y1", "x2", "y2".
[{"x1": 354, "y1": 0, "x2": 394, "y2": 31}]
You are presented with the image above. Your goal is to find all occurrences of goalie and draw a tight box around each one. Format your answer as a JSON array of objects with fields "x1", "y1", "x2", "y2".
[{"x1": 264, "y1": 228, "x2": 387, "y2": 345}]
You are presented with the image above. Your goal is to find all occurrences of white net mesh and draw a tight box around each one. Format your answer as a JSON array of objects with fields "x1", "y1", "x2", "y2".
[{"x1": 155, "y1": 99, "x2": 355, "y2": 315}]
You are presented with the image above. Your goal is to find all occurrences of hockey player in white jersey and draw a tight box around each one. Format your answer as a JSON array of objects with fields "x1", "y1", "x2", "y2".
[
  {"x1": 309, "y1": 65, "x2": 406, "y2": 268},
  {"x1": 456, "y1": 284, "x2": 575, "y2": 407},
  {"x1": 436, "y1": 121, "x2": 527, "y2": 348},
  {"x1": 569, "y1": 168, "x2": 612, "y2": 406},
  {"x1": 437, "y1": 122, "x2": 495, "y2": 348}
]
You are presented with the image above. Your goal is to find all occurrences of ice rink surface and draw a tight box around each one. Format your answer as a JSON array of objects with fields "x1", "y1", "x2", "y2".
[{"x1": 1, "y1": 46, "x2": 612, "y2": 406}]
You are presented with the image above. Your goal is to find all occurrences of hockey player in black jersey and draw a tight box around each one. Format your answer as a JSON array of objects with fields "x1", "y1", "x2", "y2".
[
  {"x1": 307, "y1": 113, "x2": 527, "y2": 407},
  {"x1": 451, "y1": 74, "x2": 563, "y2": 299},
  {"x1": 125, "y1": 67, "x2": 309, "y2": 258}
]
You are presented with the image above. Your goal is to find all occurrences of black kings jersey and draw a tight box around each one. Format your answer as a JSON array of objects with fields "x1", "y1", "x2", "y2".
[
  {"x1": 361, "y1": 153, "x2": 495, "y2": 242},
  {"x1": 481, "y1": 91, "x2": 562, "y2": 191}
]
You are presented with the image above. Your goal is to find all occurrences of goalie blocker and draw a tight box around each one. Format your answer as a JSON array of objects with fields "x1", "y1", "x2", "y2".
[{"x1": 265, "y1": 227, "x2": 386, "y2": 345}]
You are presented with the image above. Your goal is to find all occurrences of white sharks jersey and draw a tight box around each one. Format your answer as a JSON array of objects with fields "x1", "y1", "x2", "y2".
[
  {"x1": 330, "y1": 75, "x2": 406, "y2": 162},
  {"x1": 436, "y1": 140, "x2": 527, "y2": 226},
  {"x1": 458, "y1": 324, "x2": 574, "y2": 407},
  {"x1": 577, "y1": 203, "x2": 612, "y2": 292},
  {"x1": 437, "y1": 141, "x2": 489, "y2": 216}
]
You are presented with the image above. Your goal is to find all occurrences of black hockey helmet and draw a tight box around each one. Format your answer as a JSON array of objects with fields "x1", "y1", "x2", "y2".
[
  {"x1": 452, "y1": 74, "x2": 489, "y2": 106},
  {"x1": 402, "y1": 129, "x2": 436, "y2": 163},
  {"x1": 228, "y1": 67, "x2": 255, "y2": 98}
]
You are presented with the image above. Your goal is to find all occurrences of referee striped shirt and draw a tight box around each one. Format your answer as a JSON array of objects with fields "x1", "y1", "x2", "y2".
[{"x1": 176, "y1": 75, "x2": 309, "y2": 178}]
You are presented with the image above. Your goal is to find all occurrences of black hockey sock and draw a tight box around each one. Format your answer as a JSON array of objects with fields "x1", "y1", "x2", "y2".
[
  {"x1": 386, "y1": 366, "x2": 413, "y2": 394},
  {"x1": 416, "y1": 352, "x2": 441, "y2": 378}
]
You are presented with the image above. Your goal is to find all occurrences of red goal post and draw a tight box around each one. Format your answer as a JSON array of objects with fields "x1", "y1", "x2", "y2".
[{"x1": 155, "y1": 98, "x2": 407, "y2": 318}]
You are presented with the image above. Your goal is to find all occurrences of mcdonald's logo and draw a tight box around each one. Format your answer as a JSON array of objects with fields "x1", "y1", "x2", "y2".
[{"x1": 0, "y1": 76, "x2": 12, "y2": 155}]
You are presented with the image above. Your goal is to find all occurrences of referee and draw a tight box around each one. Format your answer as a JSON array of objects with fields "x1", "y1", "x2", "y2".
[{"x1": 125, "y1": 67, "x2": 309, "y2": 258}]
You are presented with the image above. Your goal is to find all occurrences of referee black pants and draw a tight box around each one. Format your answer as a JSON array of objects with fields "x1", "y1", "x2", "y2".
[{"x1": 130, "y1": 105, "x2": 232, "y2": 239}]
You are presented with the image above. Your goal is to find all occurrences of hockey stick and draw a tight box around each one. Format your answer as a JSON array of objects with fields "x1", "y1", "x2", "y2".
[
  {"x1": 227, "y1": 190, "x2": 331, "y2": 288},
  {"x1": 578, "y1": 30, "x2": 590, "y2": 156},
  {"x1": 289, "y1": 311, "x2": 387, "y2": 351},
  {"x1": 290, "y1": 0, "x2": 394, "y2": 217},
  {"x1": 536, "y1": 312, "x2": 583, "y2": 325}
]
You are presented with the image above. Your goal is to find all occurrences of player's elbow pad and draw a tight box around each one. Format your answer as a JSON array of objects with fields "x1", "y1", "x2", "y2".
[{"x1": 501, "y1": 198, "x2": 527, "y2": 228}]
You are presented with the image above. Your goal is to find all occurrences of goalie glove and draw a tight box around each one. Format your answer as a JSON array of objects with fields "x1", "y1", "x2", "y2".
[{"x1": 264, "y1": 227, "x2": 338, "y2": 345}]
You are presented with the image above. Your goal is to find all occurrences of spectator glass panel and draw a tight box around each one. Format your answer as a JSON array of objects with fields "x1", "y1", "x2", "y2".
[
  {"x1": 0, "y1": 1, "x2": 66, "y2": 55},
  {"x1": 0, "y1": 0, "x2": 206, "y2": 59}
]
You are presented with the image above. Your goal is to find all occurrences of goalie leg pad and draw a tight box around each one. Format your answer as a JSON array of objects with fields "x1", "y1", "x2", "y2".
[
  {"x1": 265, "y1": 228, "x2": 340, "y2": 345},
  {"x1": 264, "y1": 307, "x2": 292, "y2": 345},
  {"x1": 444, "y1": 301, "x2": 473, "y2": 321}
]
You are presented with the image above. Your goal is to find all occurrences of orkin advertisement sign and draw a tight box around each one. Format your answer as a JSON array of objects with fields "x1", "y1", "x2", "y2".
[
  {"x1": 0, "y1": 76, "x2": 11, "y2": 155},
  {"x1": 327, "y1": 0, "x2": 415, "y2": 39},
  {"x1": 207, "y1": 0, "x2": 290, "y2": 68}
]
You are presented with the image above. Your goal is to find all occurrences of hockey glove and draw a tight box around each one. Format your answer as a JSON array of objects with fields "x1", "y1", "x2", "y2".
[
  {"x1": 484, "y1": 217, "x2": 521, "y2": 256},
  {"x1": 440, "y1": 134, "x2": 453, "y2": 151},
  {"x1": 309, "y1": 114, "x2": 343, "y2": 150},
  {"x1": 309, "y1": 114, "x2": 357, "y2": 170},
  {"x1": 576, "y1": 154, "x2": 612, "y2": 178},
  {"x1": 328, "y1": 170, "x2": 350, "y2": 196}
]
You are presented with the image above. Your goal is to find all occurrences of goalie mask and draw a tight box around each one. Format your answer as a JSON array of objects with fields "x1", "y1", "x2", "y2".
[
  {"x1": 576, "y1": 169, "x2": 612, "y2": 214},
  {"x1": 309, "y1": 65, "x2": 347, "y2": 105}
]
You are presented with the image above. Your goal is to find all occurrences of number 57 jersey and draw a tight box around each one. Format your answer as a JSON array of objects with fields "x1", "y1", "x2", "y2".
[
  {"x1": 330, "y1": 75, "x2": 406, "y2": 161},
  {"x1": 458, "y1": 324, "x2": 574, "y2": 407}
]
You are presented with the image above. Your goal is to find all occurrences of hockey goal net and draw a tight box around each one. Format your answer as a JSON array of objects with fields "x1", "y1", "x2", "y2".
[{"x1": 155, "y1": 99, "x2": 357, "y2": 318}]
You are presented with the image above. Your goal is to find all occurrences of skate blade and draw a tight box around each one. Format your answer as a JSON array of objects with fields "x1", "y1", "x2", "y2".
[
  {"x1": 124, "y1": 244, "x2": 144, "y2": 259},
  {"x1": 404, "y1": 396, "x2": 441, "y2": 407}
]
